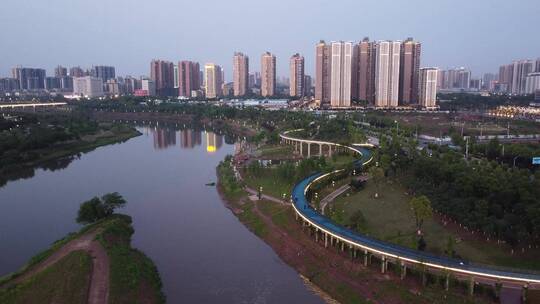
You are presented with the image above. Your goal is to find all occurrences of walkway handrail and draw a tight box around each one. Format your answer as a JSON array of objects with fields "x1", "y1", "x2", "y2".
[{"x1": 283, "y1": 130, "x2": 540, "y2": 286}]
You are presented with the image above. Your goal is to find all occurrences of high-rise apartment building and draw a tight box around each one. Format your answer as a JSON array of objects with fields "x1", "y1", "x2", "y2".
[
  {"x1": 289, "y1": 53, "x2": 305, "y2": 97},
  {"x1": 374, "y1": 41, "x2": 401, "y2": 108},
  {"x1": 204, "y1": 63, "x2": 223, "y2": 99},
  {"x1": 330, "y1": 41, "x2": 355, "y2": 108},
  {"x1": 455, "y1": 68, "x2": 471, "y2": 90},
  {"x1": 73, "y1": 76, "x2": 104, "y2": 98},
  {"x1": 233, "y1": 52, "x2": 249, "y2": 96},
  {"x1": 178, "y1": 61, "x2": 201, "y2": 97},
  {"x1": 54, "y1": 66, "x2": 68, "y2": 77},
  {"x1": 304, "y1": 75, "x2": 312, "y2": 97},
  {"x1": 91, "y1": 66, "x2": 115, "y2": 82},
  {"x1": 315, "y1": 41, "x2": 331, "y2": 106},
  {"x1": 141, "y1": 79, "x2": 156, "y2": 96},
  {"x1": 150, "y1": 60, "x2": 175, "y2": 96},
  {"x1": 535, "y1": 59, "x2": 540, "y2": 73},
  {"x1": 399, "y1": 38, "x2": 421, "y2": 105},
  {"x1": 11, "y1": 67, "x2": 46, "y2": 90},
  {"x1": 261, "y1": 52, "x2": 276, "y2": 97},
  {"x1": 356, "y1": 38, "x2": 375, "y2": 103},
  {"x1": 418, "y1": 68, "x2": 438, "y2": 109},
  {"x1": 525, "y1": 73, "x2": 540, "y2": 95},
  {"x1": 511, "y1": 60, "x2": 534, "y2": 95},
  {"x1": 69, "y1": 66, "x2": 85, "y2": 78},
  {"x1": 498, "y1": 64, "x2": 514, "y2": 93}
]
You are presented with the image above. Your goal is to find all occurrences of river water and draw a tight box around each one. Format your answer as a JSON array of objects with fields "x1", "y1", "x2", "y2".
[{"x1": 0, "y1": 125, "x2": 324, "y2": 304}]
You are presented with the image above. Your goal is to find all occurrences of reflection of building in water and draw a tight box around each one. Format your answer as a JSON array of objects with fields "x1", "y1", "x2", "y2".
[
  {"x1": 152, "y1": 128, "x2": 177, "y2": 149},
  {"x1": 179, "y1": 129, "x2": 202, "y2": 149},
  {"x1": 206, "y1": 131, "x2": 223, "y2": 153}
]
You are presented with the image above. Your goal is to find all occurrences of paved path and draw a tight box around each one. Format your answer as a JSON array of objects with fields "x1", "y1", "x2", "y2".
[
  {"x1": 320, "y1": 184, "x2": 350, "y2": 215},
  {"x1": 1, "y1": 228, "x2": 110, "y2": 304}
]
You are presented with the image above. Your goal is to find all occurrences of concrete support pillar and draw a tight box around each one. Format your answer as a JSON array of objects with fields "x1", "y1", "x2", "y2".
[
  {"x1": 315, "y1": 229, "x2": 319, "y2": 242},
  {"x1": 341, "y1": 242, "x2": 345, "y2": 252},
  {"x1": 300, "y1": 142, "x2": 303, "y2": 156},
  {"x1": 307, "y1": 143, "x2": 311, "y2": 158},
  {"x1": 324, "y1": 233, "x2": 328, "y2": 248},
  {"x1": 295, "y1": 212, "x2": 298, "y2": 221},
  {"x1": 328, "y1": 145, "x2": 332, "y2": 157},
  {"x1": 468, "y1": 277, "x2": 475, "y2": 296},
  {"x1": 363, "y1": 250, "x2": 369, "y2": 266},
  {"x1": 422, "y1": 271, "x2": 427, "y2": 286},
  {"x1": 319, "y1": 143, "x2": 323, "y2": 157},
  {"x1": 400, "y1": 262, "x2": 406, "y2": 280},
  {"x1": 445, "y1": 273, "x2": 450, "y2": 291},
  {"x1": 381, "y1": 256, "x2": 386, "y2": 274},
  {"x1": 353, "y1": 247, "x2": 357, "y2": 259},
  {"x1": 522, "y1": 284, "x2": 529, "y2": 303}
]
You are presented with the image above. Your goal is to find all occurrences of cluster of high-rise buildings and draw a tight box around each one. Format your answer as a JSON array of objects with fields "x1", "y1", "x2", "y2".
[
  {"x1": 0, "y1": 65, "x2": 136, "y2": 98},
  {"x1": 436, "y1": 59, "x2": 540, "y2": 96},
  {"x1": 498, "y1": 59, "x2": 540, "y2": 95},
  {"x1": 314, "y1": 38, "x2": 437, "y2": 109},
  {"x1": 7, "y1": 39, "x2": 538, "y2": 107}
]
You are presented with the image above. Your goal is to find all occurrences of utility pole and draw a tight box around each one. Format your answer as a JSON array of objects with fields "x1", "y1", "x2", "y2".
[{"x1": 465, "y1": 137, "x2": 469, "y2": 159}]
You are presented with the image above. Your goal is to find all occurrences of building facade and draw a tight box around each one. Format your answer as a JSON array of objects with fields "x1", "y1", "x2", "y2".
[
  {"x1": 399, "y1": 38, "x2": 421, "y2": 105},
  {"x1": 178, "y1": 61, "x2": 201, "y2": 97},
  {"x1": 419, "y1": 68, "x2": 438, "y2": 109},
  {"x1": 204, "y1": 63, "x2": 223, "y2": 99},
  {"x1": 73, "y1": 76, "x2": 104, "y2": 98},
  {"x1": 91, "y1": 66, "x2": 115, "y2": 82},
  {"x1": 150, "y1": 60, "x2": 175, "y2": 96},
  {"x1": 374, "y1": 41, "x2": 401, "y2": 108},
  {"x1": 233, "y1": 52, "x2": 249, "y2": 96},
  {"x1": 11, "y1": 67, "x2": 46, "y2": 90},
  {"x1": 261, "y1": 52, "x2": 276, "y2": 97},
  {"x1": 356, "y1": 38, "x2": 375, "y2": 103},
  {"x1": 330, "y1": 41, "x2": 354, "y2": 108},
  {"x1": 315, "y1": 40, "x2": 331, "y2": 106},
  {"x1": 289, "y1": 53, "x2": 305, "y2": 97}
]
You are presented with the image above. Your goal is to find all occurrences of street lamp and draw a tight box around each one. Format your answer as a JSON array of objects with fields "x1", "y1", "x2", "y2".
[{"x1": 258, "y1": 186, "x2": 263, "y2": 200}]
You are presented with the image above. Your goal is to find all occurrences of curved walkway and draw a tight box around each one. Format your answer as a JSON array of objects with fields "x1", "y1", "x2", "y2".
[
  {"x1": 281, "y1": 131, "x2": 540, "y2": 291},
  {"x1": 1, "y1": 229, "x2": 110, "y2": 304}
]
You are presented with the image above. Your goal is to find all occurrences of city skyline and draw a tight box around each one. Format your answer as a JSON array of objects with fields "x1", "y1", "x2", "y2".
[{"x1": 1, "y1": 0, "x2": 539, "y2": 79}]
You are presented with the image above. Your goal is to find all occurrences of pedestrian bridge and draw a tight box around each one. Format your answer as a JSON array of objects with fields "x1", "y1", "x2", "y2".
[{"x1": 281, "y1": 130, "x2": 540, "y2": 295}]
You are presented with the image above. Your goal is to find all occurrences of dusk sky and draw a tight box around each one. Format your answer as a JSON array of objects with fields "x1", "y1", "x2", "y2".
[{"x1": 1, "y1": 0, "x2": 539, "y2": 80}]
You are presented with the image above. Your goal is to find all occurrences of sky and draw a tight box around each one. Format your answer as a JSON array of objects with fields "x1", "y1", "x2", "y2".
[{"x1": 1, "y1": 0, "x2": 539, "y2": 81}]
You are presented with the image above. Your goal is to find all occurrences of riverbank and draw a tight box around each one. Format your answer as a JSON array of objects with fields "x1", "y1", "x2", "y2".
[
  {"x1": 89, "y1": 110, "x2": 257, "y2": 138},
  {"x1": 0, "y1": 124, "x2": 141, "y2": 187},
  {"x1": 0, "y1": 214, "x2": 165, "y2": 304},
  {"x1": 216, "y1": 160, "x2": 491, "y2": 304}
]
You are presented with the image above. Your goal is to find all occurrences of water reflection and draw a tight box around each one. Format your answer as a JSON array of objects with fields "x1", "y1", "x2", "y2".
[{"x1": 149, "y1": 127, "x2": 225, "y2": 154}]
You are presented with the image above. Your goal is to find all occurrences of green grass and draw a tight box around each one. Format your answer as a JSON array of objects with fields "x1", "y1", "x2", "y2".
[
  {"x1": 332, "y1": 179, "x2": 540, "y2": 271},
  {"x1": 258, "y1": 144, "x2": 294, "y2": 158},
  {"x1": 0, "y1": 251, "x2": 92, "y2": 304},
  {"x1": 238, "y1": 202, "x2": 268, "y2": 237},
  {"x1": 243, "y1": 168, "x2": 293, "y2": 200},
  {"x1": 97, "y1": 215, "x2": 165, "y2": 304}
]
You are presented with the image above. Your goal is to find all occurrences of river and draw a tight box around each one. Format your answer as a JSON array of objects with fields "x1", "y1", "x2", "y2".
[{"x1": 0, "y1": 125, "x2": 324, "y2": 304}]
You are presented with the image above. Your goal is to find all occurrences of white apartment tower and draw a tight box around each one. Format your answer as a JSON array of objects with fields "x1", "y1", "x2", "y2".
[
  {"x1": 419, "y1": 68, "x2": 438, "y2": 109},
  {"x1": 375, "y1": 41, "x2": 401, "y2": 108},
  {"x1": 204, "y1": 63, "x2": 222, "y2": 99},
  {"x1": 330, "y1": 41, "x2": 354, "y2": 108}
]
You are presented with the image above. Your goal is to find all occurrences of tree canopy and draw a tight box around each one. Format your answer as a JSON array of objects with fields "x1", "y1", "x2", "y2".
[{"x1": 76, "y1": 192, "x2": 127, "y2": 224}]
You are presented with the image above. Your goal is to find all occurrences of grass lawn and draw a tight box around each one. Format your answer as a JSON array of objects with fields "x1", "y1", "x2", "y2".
[
  {"x1": 257, "y1": 144, "x2": 295, "y2": 159},
  {"x1": 243, "y1": 168, "x2": 293, "y2": 199},
  {"x1": 332, "y1": 180, "x2": 540, "y2": 271},
  {"x1": 0, "y1": 251, "x2": 92, "y2": 304}
]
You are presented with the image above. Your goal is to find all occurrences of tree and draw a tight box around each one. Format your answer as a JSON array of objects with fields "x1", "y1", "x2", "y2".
[
  {"x1": 409, "y1": 195, "x2": 432, "y2": 234},
  {"x1": 368, "y1": 166, "x2": 385, "y2": 198},
  {"x1": 77, "y1": 192, "x2": 127, "y2": 224}
]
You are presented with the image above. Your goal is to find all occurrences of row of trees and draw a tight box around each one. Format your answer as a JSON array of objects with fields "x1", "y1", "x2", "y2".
[{"x1": 378, "y1": 134, "x2": 540, "y2": 246}]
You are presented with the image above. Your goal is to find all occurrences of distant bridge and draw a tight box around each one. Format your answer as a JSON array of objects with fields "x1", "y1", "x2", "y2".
[{"x1": 0, "y1": 102, "x2": 67, "y2": 109}]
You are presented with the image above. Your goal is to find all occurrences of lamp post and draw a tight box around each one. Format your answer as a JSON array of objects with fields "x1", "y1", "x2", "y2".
[{"x1": 258, "y1": 186, "x2": 263, "y2": 200}]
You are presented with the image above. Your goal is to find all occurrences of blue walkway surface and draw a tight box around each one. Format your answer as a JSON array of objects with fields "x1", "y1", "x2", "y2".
[{"x1": 291, "y1": 147, "x2": 540, "y2": 282}]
